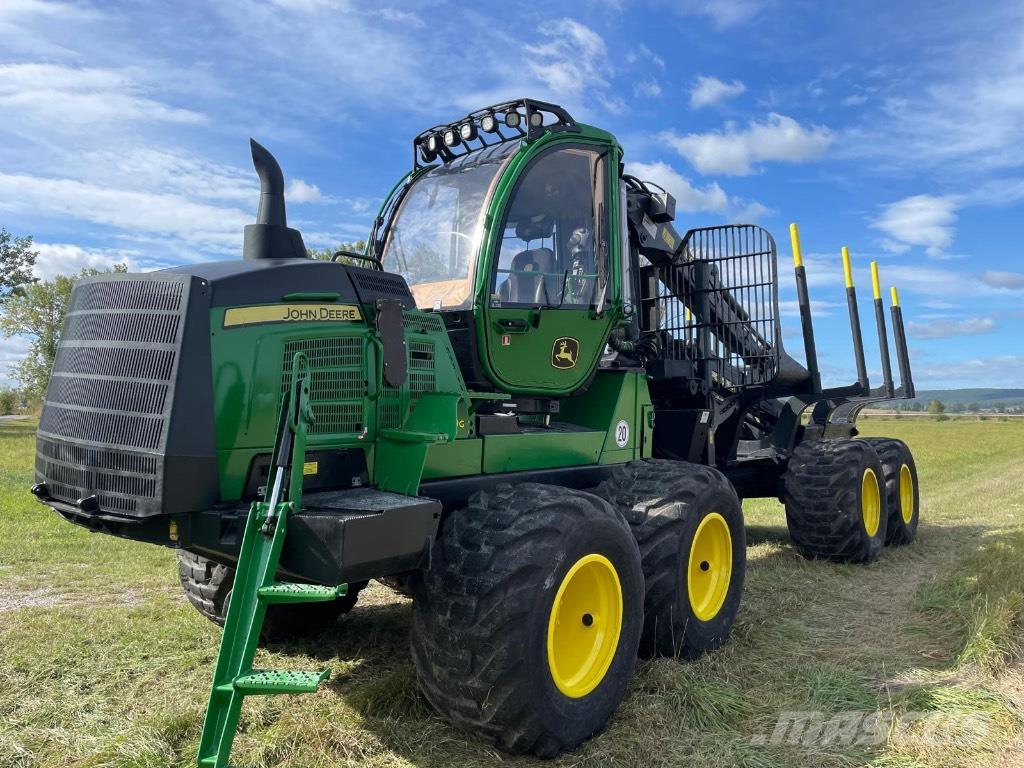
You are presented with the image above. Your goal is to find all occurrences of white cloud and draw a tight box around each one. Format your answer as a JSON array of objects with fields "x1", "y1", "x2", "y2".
[
  {"x1": 689, "y1": 76, "x2": 746, "y2": 108},
  {"x1": 0, "y1": 335, "x2": 31, "y2": 387},
  {"x1": 844, "y1": 12, "x2": 1024, "y2": 173},
  {"x1": 663, "y1": 114, "x2": 834, "y2": 175},
  {"x1": 637, "y1": 43, "x2": 665, "y2": 69},
  {"x1": 626, "y1": 161, "x2": 771, "y2": 221},
  {"x1": 871, "y1": 195, "x2": 958, "y2": 257},
  {"x1": 69, "y1": 147, "x2": 255, "y2": 203},
  {"x1": 526, "y1": 19, "x2": 616, "y2": 110},
  {"x1": 913, "y1": 355, "x2": 1024, "y2": 388},
  {"x1": 377, "y1": 8, "x2": 426, "y2": 27},
  {"x1": 675, "y1": 0, "x2": 765, "y2": 28},
  {"x1": 908, "y1": 315, "x2": 996, "y2": 340},
  {"x1": 878, "y1": 238, "x2": 911, "y2": 254},
  {"x1": 287, "y1": 179, "x2": 325, "y2": 204},
  {"x1": 778, "y1": 299, "x2": 842, "y2": 318},
  {"x1": 0, "y1": 172, "x2": 249, "y2": 253},
  {"x1": 0, "y1": 63, "x2": 203, "y2": 130},
  {"x1": 981, "y1": 270, "x2": 1024, "y2": 290},
  {"x1": 634, "y1": 79, "x2": 662, "y2": 98},
  {"x1": 841, "y1": 94, "x2": 867, "y2": 106},
  {"x1": 32, "y1": 243, "x2": 140, "y2": 280}
]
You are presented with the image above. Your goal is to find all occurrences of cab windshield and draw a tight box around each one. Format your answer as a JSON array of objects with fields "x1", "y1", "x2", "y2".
[{"x1": 381, "y1": 143, "x2": 514, "y2": 310}]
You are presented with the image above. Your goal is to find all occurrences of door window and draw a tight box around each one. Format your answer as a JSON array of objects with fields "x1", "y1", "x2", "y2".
[{"x1": 491, "y1": 147, "x2": 607, "y2": 309}]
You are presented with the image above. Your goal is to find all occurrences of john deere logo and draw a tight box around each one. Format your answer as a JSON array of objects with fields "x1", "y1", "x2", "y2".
[{"x1": 551, "y1": 337, "x2": 579, "y2": 369}]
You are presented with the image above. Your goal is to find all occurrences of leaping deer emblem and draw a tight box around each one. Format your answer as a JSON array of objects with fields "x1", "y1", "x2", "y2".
[{"x1": 551, "y1": 337, "x2": 579, "y2": 369}]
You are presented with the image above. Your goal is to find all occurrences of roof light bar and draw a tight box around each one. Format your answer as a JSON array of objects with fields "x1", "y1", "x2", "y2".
[{"x1": 411, "y1": 98, "x2": 580, "y2": 169}]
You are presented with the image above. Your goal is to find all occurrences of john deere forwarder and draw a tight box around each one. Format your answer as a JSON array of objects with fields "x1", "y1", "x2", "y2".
[{"x1": 32, "y1": 99, "x2": 919, "y2": 762}]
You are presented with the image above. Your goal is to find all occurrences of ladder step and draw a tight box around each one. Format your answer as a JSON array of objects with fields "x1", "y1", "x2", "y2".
[
  {"x1": 257, "y1": 582, "x2": 347, "y2": 604},
  {"x1": 233, "y1": 668, "x2": 330, "y2": 695}
]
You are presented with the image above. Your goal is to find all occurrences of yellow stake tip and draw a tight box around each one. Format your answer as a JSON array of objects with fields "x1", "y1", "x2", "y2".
[
  {"x1": 890, "y1": 286, "x2": 900, "y2": 306},
  {"x1": 840, "y1": 247, "x2": 854, "y2": 288},
  {"x1": 870, "y1": 261, "x2": 882, "y2": 299},
  {"x1": 789, "y1": 222, "x2": 803, "y2": 267}
]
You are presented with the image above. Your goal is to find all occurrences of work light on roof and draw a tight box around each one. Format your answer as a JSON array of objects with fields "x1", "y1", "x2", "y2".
[
  {"x1": 481, "y1": 113, "x2": 499, "y2": 133},
  {"x1": 443, "y1": 128, "x2": 460, "y2": 147},
  {"x1": 504, "y1": 110, "x2": 522, "y2": 129},
  {"x1": 460, "y1": 121, "x2": 478, "y2": 142},
  {"x1": 529, "y1": 111, "x2": 544, "y2": 128},
  {"x1": 426, "y1": 133, "x2": 440, "y2": 154}
]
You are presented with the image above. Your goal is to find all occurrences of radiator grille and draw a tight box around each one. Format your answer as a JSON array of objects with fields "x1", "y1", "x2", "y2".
[
  {"x1": 36, "y1": 275, "x2": 189, "y2": 514},
  {"x1": 62, "y1": 312, "x2": 181, "y2": 344},
  {"x1": 377, "y1": 318, "x2": 436, "y2": 430},
  {"x1": 281, "y1": 336, "x2": 366, "y2": 435},
  {"x1": 409, "y1": 340, "x2": 436, "y2": 393},
  {"x1": 71, "y1": 279, "x2": 185, "y2": 312},
  {"x1": 53, "y1": 346, "x2": 176, "y2": 381},
  {"x1": 352, "y1": 271, "x2": 411, "y2": 300}
]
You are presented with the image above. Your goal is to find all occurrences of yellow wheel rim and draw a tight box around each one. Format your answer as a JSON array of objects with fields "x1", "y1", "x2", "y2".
[
  {"x1": 687, "y1": 512, "x2": 732, "y2": 622},
  {"x1": 899, "y1": 463, "x2": 914, "y2": 524},
  {"x1": 546, "y1": 554, "x2": 623, "y2": 699},
  {"x1": 862, "y1": 468, "x2": 881, "y2": 537}
]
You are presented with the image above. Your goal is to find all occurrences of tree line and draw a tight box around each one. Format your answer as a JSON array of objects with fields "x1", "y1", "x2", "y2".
[{"x1": 0, "y1": 228, "x2": 367, "y2": 415}]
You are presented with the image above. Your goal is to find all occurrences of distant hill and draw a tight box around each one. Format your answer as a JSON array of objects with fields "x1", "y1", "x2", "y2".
[{"x1": 867, "y1": 388, "x2": 1024, "y2": 410}]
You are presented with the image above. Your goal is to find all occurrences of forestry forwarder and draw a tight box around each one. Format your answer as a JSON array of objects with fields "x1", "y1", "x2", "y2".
[{"x1": 31, "y1": 98, "x2": 919, "y2": 763}]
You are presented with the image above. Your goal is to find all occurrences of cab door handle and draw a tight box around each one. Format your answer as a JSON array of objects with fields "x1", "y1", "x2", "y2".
[{"x1": 497, "y1": 318, "x2": 528, "y2": 331}]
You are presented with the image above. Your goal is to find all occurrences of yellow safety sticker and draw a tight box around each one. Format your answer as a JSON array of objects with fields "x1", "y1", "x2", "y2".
[
  {"x1": 303, "y1": 461, "x2": 318, "y2": 476},
  {"x1": 223, "y1": 304, "x2": 362, "y2": 328}
]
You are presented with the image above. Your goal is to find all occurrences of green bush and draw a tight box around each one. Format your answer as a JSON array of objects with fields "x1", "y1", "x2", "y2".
[{"x1": 0, "y1": 387, "x2": 18, "y2": 415}]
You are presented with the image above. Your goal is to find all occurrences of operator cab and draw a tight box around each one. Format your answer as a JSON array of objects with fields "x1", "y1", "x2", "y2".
[{"x1": 377, "y1": 99, "x2": 619, "y2": 397}]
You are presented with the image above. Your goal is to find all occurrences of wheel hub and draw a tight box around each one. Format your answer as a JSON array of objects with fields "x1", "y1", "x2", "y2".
[
  {"x1": 687, "y1": 512, "x2": 732, "y2": 622},
  {"x1": 547, "y1": 554, "x2": 623, "y2": 699},
  {"x1": 899, "y1": 463, "x2": 913, "y2": 524},
  {"x1": 861, "y1": 468, "x2": 881, "y2": 536}
]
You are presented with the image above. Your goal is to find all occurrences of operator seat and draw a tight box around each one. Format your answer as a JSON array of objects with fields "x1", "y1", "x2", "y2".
[
  {"x1": 498, "y1": 213, "x2": 557, "y2": 304},
  {"x1": 499, "y1": 247, "x2": 555, "y2": 304}
]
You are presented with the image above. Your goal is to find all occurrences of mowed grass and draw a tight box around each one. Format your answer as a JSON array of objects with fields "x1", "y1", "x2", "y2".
[{"x1": 2, "y1": 418, "x2": 1023, "y2": 768}]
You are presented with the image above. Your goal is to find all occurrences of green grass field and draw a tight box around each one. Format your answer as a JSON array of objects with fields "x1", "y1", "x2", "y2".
[{"x1": 2, "y1": 419, "x2": 1022, "y2": 768}]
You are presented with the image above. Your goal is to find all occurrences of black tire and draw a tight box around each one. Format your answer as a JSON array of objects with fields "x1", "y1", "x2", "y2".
[
  {"x1": 176, "y1": 550, "x2": 363, "y2": 642},
  {"x1": 410, "y1": 483, "x2": 644, "y2": 758},
  {"x1": 783, "y1": 439, "x2": 887, "y2": 563},
  {"x1": 860, "y1": 438, "x2": 919, "y2": 546},
  {"x1": 595, "y1": 460, "x2": 745, "y2": 659}
]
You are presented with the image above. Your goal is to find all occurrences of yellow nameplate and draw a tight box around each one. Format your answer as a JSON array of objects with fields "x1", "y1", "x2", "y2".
[{"x1": 223, "y1": 303, "x2": 362, "y2": 327}]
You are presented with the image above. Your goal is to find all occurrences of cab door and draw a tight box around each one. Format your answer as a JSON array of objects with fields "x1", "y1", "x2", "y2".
[{"x1": 480, "y1": 145, "x2": 614, "y2": 395}]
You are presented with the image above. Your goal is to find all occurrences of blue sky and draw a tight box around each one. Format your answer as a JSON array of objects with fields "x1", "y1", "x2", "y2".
[{"x1": 1, "y1": 0, "x2": 1023, "y2": 389}]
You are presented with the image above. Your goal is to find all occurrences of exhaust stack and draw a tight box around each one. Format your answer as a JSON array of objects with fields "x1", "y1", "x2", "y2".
[{"x1": 242, "y1": 138, "x2": 307, "y2": 260}]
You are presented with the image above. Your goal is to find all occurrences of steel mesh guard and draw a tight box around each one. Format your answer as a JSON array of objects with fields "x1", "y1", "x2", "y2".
[
  {"x1": 641, "y1": 224, "x2": 780, "y2": 390},
  {"x1": 35, "y1": 275, "x2": 190, "y2": 515}
]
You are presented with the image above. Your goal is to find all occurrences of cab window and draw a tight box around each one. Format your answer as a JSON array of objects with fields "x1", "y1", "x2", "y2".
[{"x1": 491, "y1": 147, "x2": 607, "y2": 309}]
